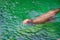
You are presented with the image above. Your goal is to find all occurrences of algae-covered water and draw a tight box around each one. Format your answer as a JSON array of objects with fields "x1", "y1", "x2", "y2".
[{"x1": 0, "y1": 0, "x2": 60, "y2": 40}]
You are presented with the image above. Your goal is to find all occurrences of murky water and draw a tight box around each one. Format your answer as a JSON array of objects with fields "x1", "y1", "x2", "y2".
[{"x1": 0, "y1": 0, "x2": 60, "y2": 40}]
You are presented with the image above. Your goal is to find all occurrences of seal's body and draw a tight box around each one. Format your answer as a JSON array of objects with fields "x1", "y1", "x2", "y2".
[{"x1": 23, "y1": 8, "x2": 60, "y2": 24}]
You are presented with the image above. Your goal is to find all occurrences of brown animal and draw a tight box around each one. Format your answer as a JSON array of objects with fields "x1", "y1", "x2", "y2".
[{"x1": 23, "y1": 8, "x2": 60, "y2": 24}]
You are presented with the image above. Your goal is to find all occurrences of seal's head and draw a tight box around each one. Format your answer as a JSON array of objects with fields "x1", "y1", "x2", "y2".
[{"x1": 23, "y1": 19, "x2": 32, "y2": 24}]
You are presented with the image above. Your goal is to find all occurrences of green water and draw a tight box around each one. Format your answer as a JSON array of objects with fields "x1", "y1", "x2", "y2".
[{"x1": 0, "y1": 0, "x2": 60, "y2": 40}]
